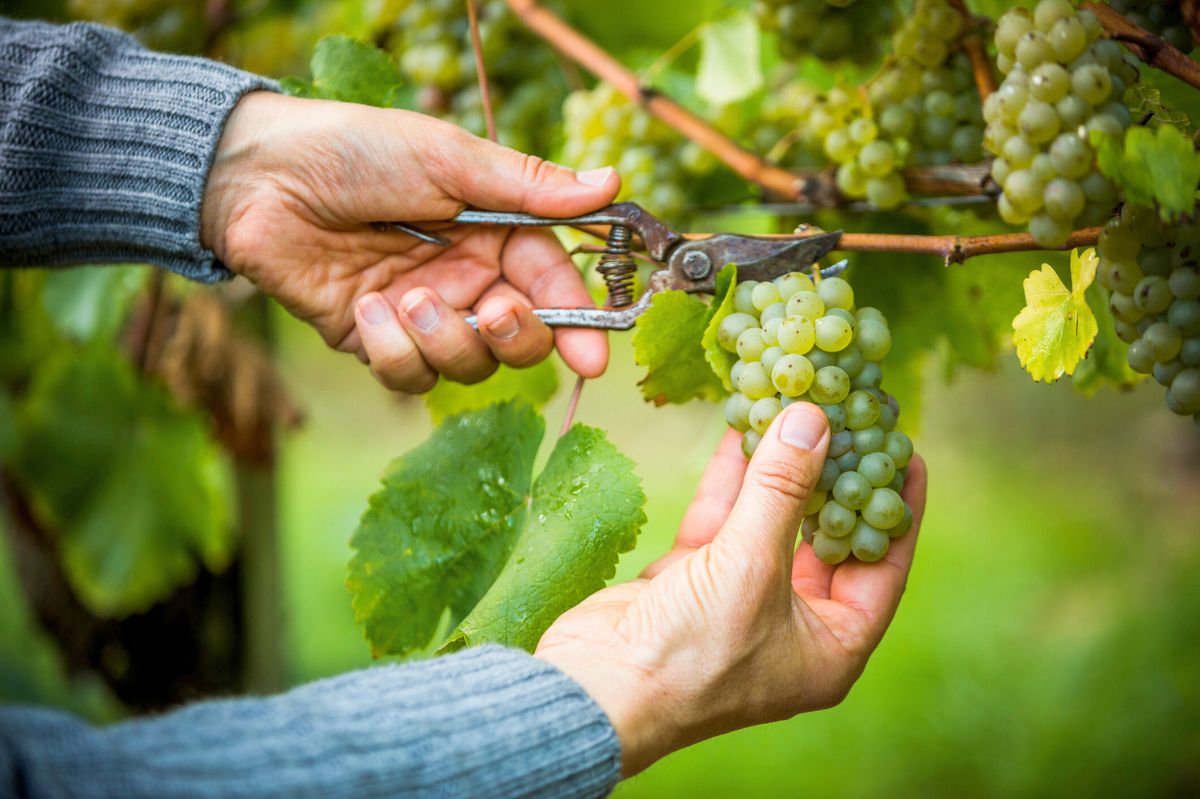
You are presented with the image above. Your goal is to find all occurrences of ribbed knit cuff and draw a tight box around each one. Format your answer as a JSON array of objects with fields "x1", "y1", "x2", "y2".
[
  {"x1": 0, "y1": 19, "x2": 277, "y2": 282},
  {"x1": 0, "y1": 645, "x2": 622, "y2": 799}
]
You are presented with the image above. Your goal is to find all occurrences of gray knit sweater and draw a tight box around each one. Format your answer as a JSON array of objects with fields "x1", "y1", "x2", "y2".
[{"x1": 0, "y1": 17, "x2": 622, "y2": 799}]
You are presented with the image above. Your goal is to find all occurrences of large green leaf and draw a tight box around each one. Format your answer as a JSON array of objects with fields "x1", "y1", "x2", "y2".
[
  {"x1": 347, "y1": 402, "x2": 544, "y2": 657},
  {"x1": 1094, "y1": 125, "x2": 1200, "y2": 219},
  {"x1": 40, "y1": 266, "x2": 147, "y2": 342},
  {"x1": 441, "y1": 424, "x2": 645, "y2": 653},
  {"x1": 281, "y1": 35, "x2": 404, "y2": 108},
  {"x1": 633, "y1": 290, "x2": 725, "y2": 404},
  {"x1": 13, "y1": 348, "x2": 231, "y2": 617},
  {"x1": 696, "y1": 11, "x2": 763, "y2": 106},
  {"x1": 424, "y1": 361, "x2": 559, "y2": 425},
  {"x1": 348, "y1": 402, "x2": 646, "y2": 657}
]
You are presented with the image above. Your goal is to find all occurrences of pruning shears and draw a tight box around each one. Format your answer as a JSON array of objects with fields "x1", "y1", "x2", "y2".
[{"x1": 384, "y1": 202, "x2": 846, "y2": 330}]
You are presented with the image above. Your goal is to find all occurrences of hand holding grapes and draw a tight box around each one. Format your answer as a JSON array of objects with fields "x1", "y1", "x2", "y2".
[
  {"x1": 535, "y1": 403, "x2": 927, "y2": 775},
  {"x1": 199, "y1": 91, "x2": 620, "y2": 392}
]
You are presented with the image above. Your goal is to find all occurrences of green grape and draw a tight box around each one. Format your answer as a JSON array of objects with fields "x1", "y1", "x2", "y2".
[
  {"x1": 857, "y1": 307, "x2": 887, "y2": 324},
  {"x1": 812, "y1": 532, "x2": 852, "y2": 564},
  {"x1": 836, "y1": 347, "x2": 865, "y2": 379},
  {"x1": 818, "y1": 459, "x2": 842, "y2": 493},
  {"x1": 858, "y1": 451, "x2": 897, "y2": 487},
  {"x1": 810, "y1": 365, "x2": 852, "y2": 404},
  {"x1": 761, "y1": 302, "x2": 788, "y2": 326},
  {"x1": 787, "y1": 291, "x2": 826, "y2": 320},
  {"x1": 737, "y1": 361, "x2": 776, "y2": 399},
  {"x1": 775, "y1": 271, "x2": 815, "y2": 299},
  {"x1": 853, "y1": 425, "x2": 886, "y2": 455},
  {"x1": 717, "y1": 312, "x2": 759, "y2": 353},
  {"x1": 752, "y1": 282, "x2": 783, "y2": 311},
  {"x1": 806, "y1": 489, "x2": 829, "y2": 516},
  {"x1": 734, "y1": 281, "x2": 759, "y2": 315},
  {"x1": 1005, "y1": 169, "x2": 1045, "y2": 213},
  {"x1": 778, "y1": 316, "x2": 817, "y2": 354},
  {"x1": 827, "y1": 308, "x2": 858, "y2": 331},
  {"x1": 819, "y1": 500, "x2": 858, "y2": 538},
  {"x1": 1049, "y1": 133, "x2": 1092, "y2": 179},
  {"x1": 863, "y1": 487, "x2": 907, "y2": 530},
  {"x1": 817, "y1": 277, "x2": 855, "y2": 310},
  {"x1": 809, "y1": 348, "x2": 837, "y2": 370},
  {"x1": 1183, "y1": 337, "x2": 1200, "y2": 367},
  {"x1": 858, "y1": 140, "x2": 896, "y2": 177},
  {"x1": 850, "y1": 519, "x2": 890, "y2": 562},
  {"x1": 1169, "y1": 301, "x2": 1200, "y2": 336},
  {"x1": 815, "y1": 315, "x2": 854, "y2": 352},
  {"x1": 725, "y1": 392, "x2": 754, "y2": 432},
  {"x1": 845, "y1": 390, "x2": 882, "y2": 430},
  {"x1": 1071, "y1": 63, "x2": 1113, "y2": 105},
  {"x1": 833, "y1": 470, "x2": 873, "y2": 510},
  {"x1": 866, "y1": 173, "x2": 907, "y2": 209},
  {"x1": 1144, "y1": 321, "x2": 1183, "y2": 362},
  {"x1": 854, "y1": 362, "x2": 884, "y2": 389},
  {"x1": 829, "y1": 430, "x2": 854, "y2": 458},
  {"x1": 761, "y1": 345, "x2": 785, "y2": 373},
  {"x1": 1154, "y1": 359, "x2": 1184, "y2": 387},
  {"x1": 736, "y1": 328, "x2": 768, "y2": 362},
  {"x1": 1043, "y1": 178, "x2": 1085, "y2": 221},
  {"x1": 889, "y1": 504, "x2": 916, "y2": 538},
  {"x1": 1167, "y1": 368, "x2": 1200, "y2": 415},
  {"x1": 762, "y1": 317, "x2": 783, "y2": 346},
  {"x1": 773, "y1": 354, "x2": 816, "y2": 397},
  {"x1": 742, "y1": 430, "x2": 762, "y2": 458},
  {"x1": 857, "y1": 320, "x2": 893, "y2": 361},
  {"x1": 1127, "y1": 337, "x2": 1156, "y2": 374},
  {"x1": 1169, "y1": 268, "x2": 1200, "y2": 300},
  {"x1": 1135, "y1": 276, "x2": 1174, "y2": 314},
  {"x1": 1029, "y1": 213, "x2": 1072, "y2": 247},
  {"x1": 883, "y1": 431, "x2": 914, "y2": 468},
  {"x1": 821, "y1": 403, "x2": 849, "y2": 433},
  {"x1": 749, "y1": 397, "x2": 783, "y2": 435}
]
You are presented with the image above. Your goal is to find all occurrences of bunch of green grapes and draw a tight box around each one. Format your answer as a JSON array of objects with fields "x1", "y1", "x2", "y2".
[
  {"x1": 863, "y1": 0, "x2": 985, "y2": 173},
  {"x1": 1106, "y1": 0, "x2": 1194, "y2": 51},
  {"x1": 754, "y1": 0, "x2": 898, "y2": 65},
  {"x1": 68, "y1": 0, "x2": 206, "y2": 52},
  {"x1": 389, "y1": 0, "x2": 564, "y2": 154},
  {"x1": 560, "y1": 82, "x2": 715, "y2": 221},
  {"x1": 815, "y1": 87, "x2": 911, "y2": 210},
  {"x1": 984, "y1": 0, "x2": 1135, "y2": 246},
  {"x1": 718, "y1": 272, "x2": 916, "y2": 564},
  {"x1": 1097, "y1": 205, "x2": 1200, "y2": 426},
  {"x1": 754, "y1": 77, "x2": 826, "y2": 167}
]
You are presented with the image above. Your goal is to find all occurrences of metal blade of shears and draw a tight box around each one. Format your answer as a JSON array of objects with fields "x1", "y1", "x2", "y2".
[{"x1": 664, "y1": 230, "x2": 844, "y2": 293}]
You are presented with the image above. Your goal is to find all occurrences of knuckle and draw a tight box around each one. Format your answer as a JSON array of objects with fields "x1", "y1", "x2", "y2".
[{"x1": 751, "y1": 461, "x2": 813, "y2": 506}]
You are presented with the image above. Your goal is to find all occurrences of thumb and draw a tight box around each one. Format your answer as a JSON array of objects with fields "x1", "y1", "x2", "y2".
[
  {"x1": 434, "y1": 128, "x2": 621, "y2": 217},
  {"x1": 718, "y1": 403, "x2": 830, "y2": 563}
]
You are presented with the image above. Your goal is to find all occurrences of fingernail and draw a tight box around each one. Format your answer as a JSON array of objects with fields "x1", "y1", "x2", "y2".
[
  {"x1": 576, "y1": 166, "x2": 613, "y2": 186},
  {"x1": 405, "y1": 294, "x2": 439, "y2": 332},
  {"x1": 358, "y1": 294, "x2": 390, "y2": 326},
  {"x1": 487, "y1": 311, "x2": 520, "y2": 340},
  {"x1": 780, "y1": 406, "x2": 827, "y2": 451}
]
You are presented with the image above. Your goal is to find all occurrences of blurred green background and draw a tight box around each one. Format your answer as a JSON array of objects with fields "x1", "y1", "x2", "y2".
[{"x1": 5, "y1": 309, "x2": 1199, "y2": 795}]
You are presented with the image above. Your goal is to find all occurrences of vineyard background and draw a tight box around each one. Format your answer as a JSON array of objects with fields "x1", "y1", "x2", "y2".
[{"x1": 0, "y1": 0, "x2": 1199, "y2": 795}]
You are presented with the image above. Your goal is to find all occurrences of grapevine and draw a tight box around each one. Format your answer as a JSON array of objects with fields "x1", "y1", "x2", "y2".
[
  {"x1": 1106, "y1": 0, "x2": 1195, "y2": 51},
  {"x1": 716, "y1": 272, "x2": 914, "y2": 564}
]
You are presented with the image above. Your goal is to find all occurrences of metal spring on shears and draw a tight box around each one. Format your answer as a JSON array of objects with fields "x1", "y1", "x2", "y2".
[{"x1": 596, "y1": 224, "x2": 636, "y2": 308}]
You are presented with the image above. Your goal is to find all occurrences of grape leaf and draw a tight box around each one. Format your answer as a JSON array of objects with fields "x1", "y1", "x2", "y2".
[
  {"x1": 1094, "y1": 125, "x2": 1200, "y2": 219},
  {"x1": 633, "y1": 291, "x2": 725, "y2": 404},
  {"x1": 424, "y1": 361, "x2": 559, "y2": 424},
  {"x1": 701, "y1": 264, "x2": 739, "y2": 391},
  {"x1": 347, "y1": 402, "x2": 543, "y2": 657},
  {"x1": 440, "y1": 424, "x2": 645, "y2": 653},
  {"x1": 12, "y1": 348, "x2": 231, "y2": 617},
  {"x1": 1073, "y1": 283, "x2": 1142, "y2": 395},
  {"x1": 696, "y1": 11, "x2": 763, "y2": 106},
  {"x1": 1125, "y1": 82, "x2": 1191, "y2": 133},
  {"x1": 41, "y1": 266, "x2": 147, "y2": 342},
  {"x1": 1012, "y1": 248, "x2": 1099, "y2": 383},
  {"x1": 281, "y1": 35, "x2": 404, "y2": 108}
]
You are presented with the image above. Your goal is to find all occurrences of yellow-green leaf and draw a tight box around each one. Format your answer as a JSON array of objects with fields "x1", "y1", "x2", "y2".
[
  {"x1": 696, "y1": 11, "x2": 763, "y2": 106},
  {"x1": 1012, "y1": 248, "x2": 1100, "y2": 383},
  {"x1": 633, "y1": 291, "x2": 725, "y2": 405}
]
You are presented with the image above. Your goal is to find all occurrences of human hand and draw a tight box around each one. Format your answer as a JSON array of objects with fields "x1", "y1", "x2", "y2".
[
  {"x1": 534, "y1": 403, "x2": 927, "y2": 775},
  {"x1": 200, "y1": 91, "x2": 620, "y2": 392}
]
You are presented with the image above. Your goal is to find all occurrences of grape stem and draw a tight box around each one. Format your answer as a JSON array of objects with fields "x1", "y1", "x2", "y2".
[
  {"x1": 504, "y1": 0, "x2": 998, "y2": 206},
  {"x1": 1082, "y1": 2, "x2": 1200, "y2": 90},
  {"x1": 560, "y1": 375, "x2": 586, "y2": 436},
  {"x1": 947, "y1": 0, "x2": 998, "y2": 99},
  {"x1": 465, "y1": 0, "x2": 499, "y2": 142}
]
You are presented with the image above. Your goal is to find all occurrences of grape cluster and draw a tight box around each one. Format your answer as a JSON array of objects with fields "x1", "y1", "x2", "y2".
[
  {"x1": 1097, "y1": 205, "x2": 1200, "y2": 426},
  {"x1": 1106, "y1": 0, "x2": 1194, "y2": 52},
  {"x1": 754, "y1": 0, "x2": 898, "y2": 65},
  {"x1": 561, "y1": 82, "x2": 716, "y2": 221},
  {"x1": 984, "y1": 0, "x2": 1135, "y2": 246},
  {"x1": 718, "y1": 273, "x2": 915, "y2": 564},
  {"x1": 389, "y1": 0, "x2": 564, "y2": 154}
]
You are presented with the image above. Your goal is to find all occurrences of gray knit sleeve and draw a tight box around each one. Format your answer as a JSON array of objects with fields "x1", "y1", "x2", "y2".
[
  {"x1": 0, "y1": 17, "x2": 277, "y2": 282},
  {"x1": 0, "y1": 644, "x2": 622, "y2": 799}
]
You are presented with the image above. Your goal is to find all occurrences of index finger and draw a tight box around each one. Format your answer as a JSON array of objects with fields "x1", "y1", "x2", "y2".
[
  {"x1": 828, "y1": 453, "x2": 928, "y2": 645},
  {"x1": 499, "y1": 229, "x2": 608, "y2": 379}
]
